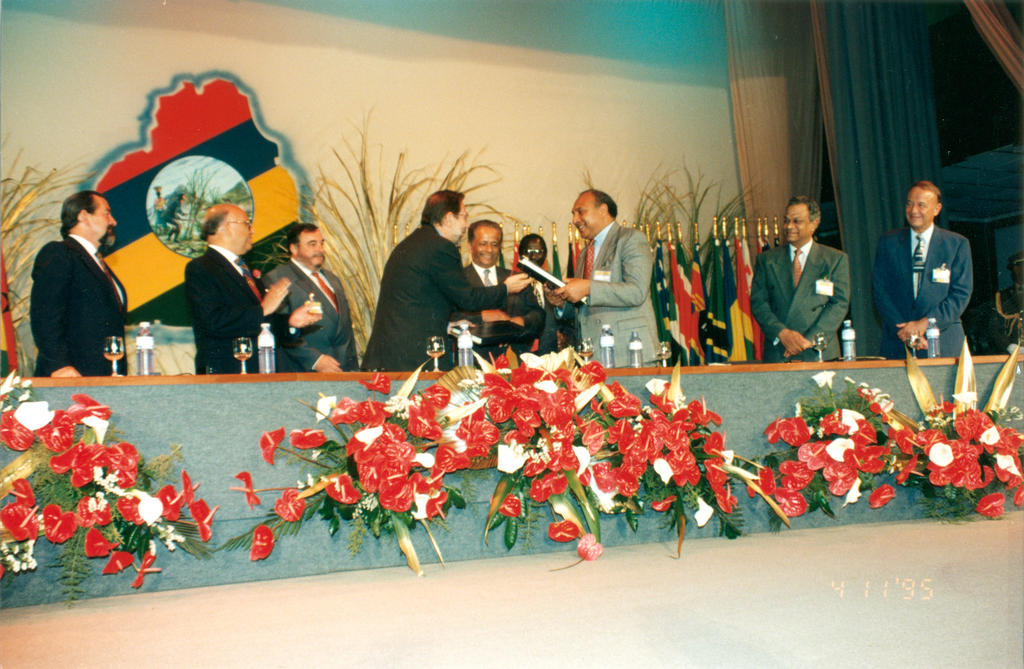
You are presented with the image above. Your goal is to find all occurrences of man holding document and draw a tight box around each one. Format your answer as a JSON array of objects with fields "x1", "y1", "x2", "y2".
[{"x1": 543, "y1": 189, "x2": 658, "y2": 365}]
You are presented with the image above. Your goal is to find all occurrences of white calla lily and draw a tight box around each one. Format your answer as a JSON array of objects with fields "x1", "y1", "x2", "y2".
[
  {"x1": 588, "y1": 477, "x2": 618, "y2": 512},
  {"x1": 81, "y1": 415, "x2": 109, "y2": 444},
  {"x1": 497, "y1": 442, "x2": 528, "y2": 474},
  {"x1": 573, "y1": 384, "x2": 602, "y2": 413},
  {"x1": 533, "y1": 379, "x2": 559, "y2": 394},
  {"x1": 652, "y1": 458, "x2": 674, "y2": 484},
  {"x1": 694, "y1": 496, "x2": 714, "y2": 527},
  {"x1": 842, "y1": 477, "x2": 862, "y2": 507},
  {"x1": 134, "y1": 491, "x2": 165, "y2": 524},
  {"x1": 315, "y1": 395, "x2": 336, "y2": 422},
  {"x1": 572, "y1": 446, "x2": 591, "y2": 477},
  {"x1": 928, "y1": 442, "x2": 954, "y2": 467},
  {"x1": 355, "y1": 425, "x2": 383, "y2": 445},
  {"x1": 826, "y1": 437, "x2": 855, "y2": 462},
  {"x1": 812, "y1": 371, "x2": 835, "y2": 388},
  {"x1": 979, "y1": 426, "x2": 1000, "y2": 446},
  {"x1": 412, "y1": 492, "x2": 430, "y2": 520},
  {"x1": 952, "y1": 391, "x2": 977, "y2": 407},
  {"x1": 645, "y1": 378, "x2": 668, "y2": 396},
  {"x1": 994, "y1": 453, "x2": 1022, "y2": 477},
  {"x1": 839, "y1": 409, "x2": 865, "y2": 433},
  {"x1": 414, "y1": 452, "x2": 435, "y2": 468},
  {"x1": 13, "y1": 401, "x2": 53, "y2": 431}
]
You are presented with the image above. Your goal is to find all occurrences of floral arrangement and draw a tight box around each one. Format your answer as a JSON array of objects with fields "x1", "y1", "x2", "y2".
[
  {"x1": 229, "y1": 350, "x2": 787, "y2": 574},
  {"x1": 0, "y1": 374, "x2": 214, "y2": 600},
  {"x1": 761, "y1": 345, "x2": 1023, "y2": 522}
]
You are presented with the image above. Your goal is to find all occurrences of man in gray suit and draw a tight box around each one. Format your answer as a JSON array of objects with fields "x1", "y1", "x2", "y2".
[
  {"x1": 549, "y1": 189, "x2": 658, "y2": 365},
  {"x1": 266, "y1": 222, "x2": 358, "y2": 372},
  {"x1": 750, "y1": 196, "x2": 850, "y2": 362}
]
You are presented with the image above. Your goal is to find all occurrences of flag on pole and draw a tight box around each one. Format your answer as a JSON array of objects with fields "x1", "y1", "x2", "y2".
[
  {"x1": 735, "y1": 233, "x2": 762, "y2": 360},
  {"x1": 668, "y1": 240, "x2": 694, "y2": 365},
  {"x1": 551, "y1": 225, "x2": 562, "y2": 279},
  {"x1": 651, "y1": 242, "x2": 679, "y2": 347},
  {"x1": 722, "y1": 235, "x2": 747, "y2": 361},
  {"x1": 1, "y1": 249, "x2": 18, "y2": 375},
  {"x1": 689, "y1": 236, "x2": 707, "y2": 365},
  {"x1": 703, "y1": 232, "x2": 730, "y2": 363}
]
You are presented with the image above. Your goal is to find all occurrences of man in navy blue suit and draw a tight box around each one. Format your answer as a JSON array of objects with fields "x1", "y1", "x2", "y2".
[
  {"x1": 872, "y1": 181, "x2": 972, "y2": 359},
  {"x1": 30, "y1": 190, "x2": 127, "y2": 377}
]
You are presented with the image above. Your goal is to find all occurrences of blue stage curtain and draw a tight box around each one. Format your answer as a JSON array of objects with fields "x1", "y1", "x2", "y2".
[{"x1": 814, "y1": 1, "x2": 944, "y2": 356}]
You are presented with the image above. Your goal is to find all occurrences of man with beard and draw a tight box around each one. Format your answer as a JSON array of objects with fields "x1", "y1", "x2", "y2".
[{"x1": 30, "y1": 190, "x2": 128, "y2": 376}]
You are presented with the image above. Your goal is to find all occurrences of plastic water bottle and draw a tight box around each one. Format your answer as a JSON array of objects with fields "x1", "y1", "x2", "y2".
[
  {"x1": 457, "y1": 323, "x2": 474, "y2": 367},
  {"x1": 135, "y1": 321, "x2": 155, "y2": 376},
  {"x1": 628, "y1": 331, "x2": 644, "y2": 368},
  {"x1": 258, "y1": 322, "x2": 276, "y2": 373},
  {"x1": 840, "y1": 320, "x2": 856, "y2": 362},
  {"x1": 925, "y1": 318, "x2": 940, "y2": 358},
  {"x1": 599, "y1": 324, "x2": 615, "y2": 368}
]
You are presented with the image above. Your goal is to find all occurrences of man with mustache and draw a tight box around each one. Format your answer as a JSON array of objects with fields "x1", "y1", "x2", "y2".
[
  {"x1": 30, "y1": 190, "x2": 127, "y2": 377},
  {"x1": 266, "y1": 222, "x2": 358, "y2": 372}
]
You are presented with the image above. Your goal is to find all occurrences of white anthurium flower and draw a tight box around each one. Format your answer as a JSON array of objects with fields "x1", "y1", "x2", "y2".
[
  {"x1": 652, "y1": 458, "x2": 674, "y2": 484},
  {"x1": 497, "y1": 441, "x2": 528, "y2": 474},
  {"x1": 414, "y1": 452, "x2": 435, "y2": 469},
  {"x1": 588, "y1": 477, "x2": 617, "y2": 513},
  {"x1": 721, "y1": 449, "x2": 735, "y2": 465},
  {"x1": 928, "y1": 442, "x2": 954, "y2": 467},
  {"x1": 354, "y1": 425, "x2": 383, "y2": 445},
  {"x1": 134, "y1": 491, "x2": 165, "y2": 524},
  {"x1": 994, "y1": 453, "x2": 1022, "y2": 478},
  {"x1": 812, "y1": 371, "x2": 835, "y2": 388},
  {"x1": 81, "y1": 415, "x2": 109, "y2": 444},
  {"x1": 694, "y1": 496, "x2": 714, "y2": 527},
  {"x1": 573, "y1": 384, "x2": 602, "y2": 414},
  {"x1": 412, "y1": 492, "x2": 431, "y2": 520},
  {"x1": 952, "y1": 391, "x2": 977, "y2": 407},
  {"x1": 645, "y1": 378, "x2": 668, "y2": 396},
  {"x1": 979, "y1": 426, "x2": 1000, "y2": 446},
  {"x1": 519, "y1": 352, "x2": 544, "y2": 368},
  {"x1": 572, "y1": 446, "x2": 591, "y2": 477},
  {"x1": 315, "y1": 395, "x2": 337, "y2": 422},
  {"x1": 533, "y1": 379, "x2": 559, "y2": 395},
  {"x1": 839, "y1": 409, "x2": 865, "y2": 433},
  {"x1": 0, "y1": 373, "x2": 17, "y2": 397},
  {"x1": 842, "y1": 477, "x2": 862, "y2": 507},
  {"x1": 876, "y1": 398, "x2": 894, "y2": 413},
  {"x1": 13, "y1": 401, "x2": 53, "y2": 431},
  {"x1": 826, "y1": 437, "x2": 856, "y2": 462}
]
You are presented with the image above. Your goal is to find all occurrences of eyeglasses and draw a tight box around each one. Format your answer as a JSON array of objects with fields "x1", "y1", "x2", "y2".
[
  {"x1": 226, "y1": 218, "x2": 253, "y2": 229},
  {"x1": 523, "y1": 248, "x2": 545, "y2": 257}
]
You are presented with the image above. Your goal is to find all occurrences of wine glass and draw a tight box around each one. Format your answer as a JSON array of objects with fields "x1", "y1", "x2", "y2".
[
  {"x1": 103, "y1": 336, "x2": 125, "y2": 376},
  {"x1": 577, "y1": 337, "x2": 594, "y2": 362},
  {"x1": 654, "y1": 341, "x2": 672, "y2": 367},
  {"x1": 812, "y1": 331, "x2": 827, "y2": 363},
  {"x1": 233, "y1": 337, "x2": 253, "y2": 374},
  {"x1": 426, "y1": 336, "x2": 446, "y2": 372}
]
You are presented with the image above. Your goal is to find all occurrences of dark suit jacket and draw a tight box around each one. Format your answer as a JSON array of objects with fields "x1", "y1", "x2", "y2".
[
  {"x1": 872, "y1": 225, "x2": 972, "y2": 359},
  {"x1": 750, "y1": 242, "x2": 851, "y2": 362},
  {"x1": 362, "y1": 226, "x2": 507, "y2": 371},
  {"x1": 265, "y1": 261, "x2": 358, "y2": 371},
  {"x1": 30, "y1": 238, "x2": 127, "y2": 376},
  {"x1": 451, "y1": 265, "x2": 545, "y2": 360},
  {"x1": 185, "y1": 248, "x2": 275, "y2": 374}
]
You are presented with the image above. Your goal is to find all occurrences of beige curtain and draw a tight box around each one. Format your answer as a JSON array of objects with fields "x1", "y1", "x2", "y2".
[
  {"x1": 725, "y1": 1, "x2": 822, "y2": 229},
  {"x1": 964, "y1": 0, "x2": 1023, "y2": 93},
  {"x1": 810, "y1": 0, "x2": 842, "y2": 247}
]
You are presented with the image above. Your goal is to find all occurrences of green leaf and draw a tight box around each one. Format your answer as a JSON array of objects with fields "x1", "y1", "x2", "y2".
[
  {"x1": 625, "y1": 508, "x2": 638, "y2": 533},
  {"x1": 503, "y1": 515, "x2": 519, "y2": 550},
  {"x1": 446, "y1": 486, "x2": 466, "y2": 509}
]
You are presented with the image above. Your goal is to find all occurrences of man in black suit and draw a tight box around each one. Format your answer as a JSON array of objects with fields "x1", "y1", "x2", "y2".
[
  {"x1": 872, "y1": 181, "x2": 972, "y2": 358},
  {"x1": 450, "y1": 220, "x2": 544, "y2": 360},
  {"x1": 30, "y1": 190, "x2": 127, "y2": 377},
  {"x1": 362, "y1": 190, "x2": 531, "y2": 371},
  {"x1": 750, "y1": 196, "x2": 851, "y2": 362},
  {"x1": 266, "y1": 222, "x2": 358, "y2": 372},
  {"x1": 184, "y1": 204, "x2": 320, "y2": 374}
]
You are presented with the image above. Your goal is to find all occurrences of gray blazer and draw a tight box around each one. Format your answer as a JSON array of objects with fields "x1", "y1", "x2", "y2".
[{"x1": 265, "y1": 261, "x2": 358, "y2": 371}]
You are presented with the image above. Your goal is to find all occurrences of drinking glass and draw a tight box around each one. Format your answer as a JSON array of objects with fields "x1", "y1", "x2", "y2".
[
  {"x1": 655, "y1": 341, "x2": 672, "y2": 367},
  {"x1": 103, "y1": 336, "x2": 125, "y2": 376},
  {"x1": 426, "y1": 336, "x2": 446, "y2": 372},
  {"x1": 233, "y1": 337, "x2": 253, "y2": 374},
  {"x1": 577, "y1": 337, "x2": 594, "y2": 362},
  {"x1": 812, "y1": 332, "x2": 827, "y2": 363}
]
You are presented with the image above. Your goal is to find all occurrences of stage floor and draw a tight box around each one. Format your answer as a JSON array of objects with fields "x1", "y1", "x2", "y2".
[{"x1": 2, "y1": 514, "x2": 1020, "y2": 669}]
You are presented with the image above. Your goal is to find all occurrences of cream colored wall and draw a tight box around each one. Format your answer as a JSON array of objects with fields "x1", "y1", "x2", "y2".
[{"x1": 1, "y1": 0, "x2": 739, "y2": 243}]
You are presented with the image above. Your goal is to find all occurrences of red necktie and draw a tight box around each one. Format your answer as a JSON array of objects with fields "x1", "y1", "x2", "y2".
[
  {"x1": 792, "y1": 248, "x2": 802, "y2": 288},
  {"x1": 95, "y1": 251, "x2": 124, "y2": 309},
  {"x1": 582, "y1": 243, "x2": 595, "y2": 280},
  {"x1": 314, "y1": 272, "x2": 339, "y2": 311},
  {"x1": 235, "y1": 258, "x2": 263, "y2": 300}
]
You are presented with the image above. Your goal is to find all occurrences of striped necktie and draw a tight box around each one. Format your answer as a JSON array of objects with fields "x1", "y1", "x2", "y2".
[
  {"x1": 792, "y1": 248, "x2": 802, "y2": 287},
  {"x1": 314, "y1": 272, "x2": 339, "y2": 311},
  {"x1": 235, "y1": 258, "x2": 263, "y2": 300},
  {"x1": 912, "y1": 235, "x2": 925, "y2": 298}
]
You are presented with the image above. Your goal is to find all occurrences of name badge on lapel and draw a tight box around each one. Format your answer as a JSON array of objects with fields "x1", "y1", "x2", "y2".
[
  {"x1": 593, "y1": 270, "x2": 611, "y2": 282},
  {"x1": 932, "y1": 264, "x2": 950, "y2": 284},
  {"x1": 815, "y1": 278, "x2": 834, "y2": 296}
]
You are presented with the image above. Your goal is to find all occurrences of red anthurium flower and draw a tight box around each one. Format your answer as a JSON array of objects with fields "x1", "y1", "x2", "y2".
[
  {"x1": 576, "y1": 533, "x2": 603, "y2": 561},
  {"x1": 84, "y1": 527, "x2": 120, "y2": 557},
  {"x1": 432, "y1": 444, "x2": 470, "y2": 475},
  {"x1": 456, "y1": 408, "x2": 500, "y2": 458},
  {"x1": 1014, "y1": 486, "x2": 1024, "y2": 507},
  {"x1": 290, "y1": 428, "x2": 327, "y2": 450},
  {"x1": 1, "y1": 502, "x2": 39, "y2": 541},
  {"x1": 48, "y1": 443, "x2": 80, "y2": 475},
  {"x1": 106, "y1": 441, "x2": 139, "y2": 488},
  {"x1": 1, "y1": 410, "x2": 35, "y2": 451},
  {"x1": 353, "y1": 400, "x2": 389, "y2": 427},
  {"x1": 547, "y1": 519, "x2": 581, "y2": 542},
  {"x1": 797, "y1": 441, "x2": 830, "y2": 471},
  {"x1": 181, "y1": 469, "x2": 200, "y2": 506},
  {"x1": 250, "y1": 524, "x2": 275, "y2": 561},
  {"x1": 895, "y1": 454, "x2": 919, "y2": 485},
  {"x1": 590, "y1": 462, "x2": 618, "y2": 494},
  {"x1": 328, "y1": 397, "x2": 360, "y2": 424},
  {"x1": 773, "y1": 489, "x2": 808, "y2": 517},
  {"x1": 424, "y1": 489, "x2": 449, "y2": 519},
  {"x1": 274, "y1": 488, "x2": 306, "y2": 522},
  {"x1": 378, "y1": 476, "x2": 414, "y2": 512},
  {"x1": 577, "y1": 361, "x2": 607, "y2": 385},
  {"x1": 868, "y1": 484, "x2": 896, "y2": 509},
  {"x1": 259, "y1": 427, "x2": 286, "y2": 465},
  {"x1": 231, "y1": 472, "x2": 262, "y2": 509},
  {"x1": 189, "y1": 498, "x2": 217, "y2": 542},
  {"x1": 157, "y1": 484, "x2": 185, "y2": 521},
  {"x1": 325, "y1": 474, "x2": 361, "y2": 505},
  {"x1": 358, "y1": 372, "x2": 391, "y2": 395},
  {"x1": 688, "y1": 398, "x2": 722, "y2": 426},
  {"x1": 606, "y1": 383, "x2": 642, "y2": 418},
  {"x1": 580, "y1": 420, "x2": 605, "y2": 455},
  {"x1": 529, "y1": 471, "x2": 567, "y2": 503},
  {"x1": 69, "y1": 443, "x2": 108, "y2": 487},
  {"x1": 702, "y1": 431, "x2": 725, "y2": 456},
  {"x1": 420, "y1": 384, "x2": 451, "y2": 411},
  {"x1": 67, "y1": 394, "x2": 111, "y2": 421},
  {"x1": 116, "y1": 496, "x2": 144, "y2": 525},
  {"x1": 131, "y1": 551, "x2": 160, "y2": 588},
  {"x1": 43, "y1": 504, "x2": 78, "y2": 543},
  {"x1": 651, "y1": 495, "x2": 677, "y2": 512},
  {"x1": 38, "y1": 410, "x2": 75, "y2": 452},
  {"x1": 11, "y1": 478, "x2": 34, "y2": 506},
  {"x1": 76, "y1": 496, "x2": 112, "y2": 528},
  {"x1": 498, "y1": 493, "x2": 522, "y2": 517},
  {"x1": 102, "y1": 551, "x2": 134, "y2": 574},
  {"x1": 765, "y1": 416, "x2": 811, "y2": 447},
  {"x1": 975, "y1": 492, "x2": 1005, "y2": 518},
  {"x1": 407, "y1": 400, "x2": 443, "y2": 441}
]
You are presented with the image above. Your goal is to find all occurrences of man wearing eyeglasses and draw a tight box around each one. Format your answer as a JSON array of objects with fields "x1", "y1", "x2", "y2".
[{"x1": 184, "y1": 203, "x2": 320, "y2": 374}]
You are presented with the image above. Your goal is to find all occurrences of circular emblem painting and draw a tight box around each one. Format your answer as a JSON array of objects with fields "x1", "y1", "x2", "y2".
[{"x1": 146, "y1": 156, "x2": 254, "y2": 258}]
